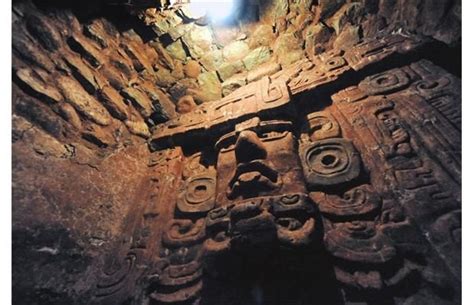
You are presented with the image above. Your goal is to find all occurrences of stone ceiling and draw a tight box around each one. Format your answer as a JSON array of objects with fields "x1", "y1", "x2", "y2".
[{"x1": 13, "y1": 0, "x2": 460, "y2": 152}]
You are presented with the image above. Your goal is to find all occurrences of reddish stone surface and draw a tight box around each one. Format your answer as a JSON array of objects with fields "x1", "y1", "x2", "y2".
[
  {"x1": 12, "y1": 1, "x2": 461, "y2": 305},
  {"x1": 99, "y1": 42, "x2": 461, "y2": 305}
]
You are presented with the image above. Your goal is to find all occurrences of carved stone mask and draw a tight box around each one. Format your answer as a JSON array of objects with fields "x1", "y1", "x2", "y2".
[
  {"x1": 200, "y1": 118, "x2": 317, "y2": 256},
  {"x1": 215, "y1": 118, "x2": 307, "y2": 206}
]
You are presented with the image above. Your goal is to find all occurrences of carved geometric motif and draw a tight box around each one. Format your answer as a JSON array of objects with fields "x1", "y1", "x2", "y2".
[
  {"x1": 177, "y1": 173, "x2": 216, "y2": 214},
  {"x1": 344, "y1": 34, "x2": 426, "y2": 71},
  {"x1": 331, "y1": 60, "x2": 461, "y2": 290},
  {"x1": 324, "y1": 221, "x2": 397, "y2": 264},
  {"x1": 299, "y1": 138, "x2": 361, "y2": 188},
  {"x1": 91, "y1": 36, "x2": 460, "y2": 304},
  {"x1": 358, "y1": 68, "x2": 411, "y2": 95},
  {"x1": 304, "y1": 111, "x2": 341, "y2": 141},
  {"x1": 311, "y1": 185, "x2": 381, "y2": 217},
  {"x1": 203, "y1": 193, "x2": 318, "y2": 253}
]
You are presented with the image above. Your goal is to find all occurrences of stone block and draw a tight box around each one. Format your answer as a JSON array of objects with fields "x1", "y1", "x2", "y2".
[
  {"x1": 247, "y1": 62, "x2": 281, "y2": 83},
  {"x1": 99, "y1": 85, "x2": 129, "y2": 121},
  {"x1": 166, "y1": 39, "x2": 187, "y2": 62},
  {"x1": 26, "y1": 14, "x2": 62, "y2": 52},
  {"x1": 222, "y1": 74, "x2": 247, "y2": 96},
  {"x1": 150, "y1": 40, "x2": 176, "y2": 70},
  {"x1": 274, "y1": 32, "x2": 303, "y2": 59},
  {"x1": 197, "y1": 71, "x2": 222, "y2": 101},
  {"x1": 243, "y1": 46, "x2": 272, "y2": 70},
  {"x1": 260, "y1": 0, "x2": 289, "y2": 23},
  {"x1": 125, "y1": 120, "x2": 151, "y2": 138},
  {"x1": 182, "y1": 25, "x2": 214, "y2": 59},
  {"x1": 84, "y1": 19, "x2": 111, "y2": 49},
  {"x1": 248, "y1": 25, "x2": 276, "y2": 48},
  {"x1": 82, "y1": 124, "x2": 116, "y2": 147},
  {"x1": 326, "y1": 3, "x2": 364, "y2": 35},
  {"x1": 222, "y1": 41, "x2": 250, "y2": 62},
  {"x1": 333, "y1": 25, "x2": 361, "y2": 51},
  {"x1": 16, "y1": 68, "x2": 63, "y2": 104},
  {"x1": 63, "y1": 54, "x2": 101, "y2": 94},
  {"x1": 121, "y1": 87, "x2": 154, "y2": 118},
  {"x1": 69, "y1": 33, "x2": 105, "y2": 68},
  {"x1": 217, "y1": 60, "x2": 245, "y2": 81},
  {"x1": 57, "y1": 76, "x2": 112, "y2": 126},
  {"x1": 120, "y1": 41, "x2": 154, "y2": 73},
  {"x1": 176, "y1": 95, "x2": 197, "y2": 114},
  {"x1": 319, "y1": 0, "x2": 345, "y2": 19},
  {"x1": 155, "y1": 68, "x2": 178, "y2": 88},
  {"x1": 58, "y1": 103, "x2": 83, "y2": 130},
  {"x1": 199, "y1": 49, "x2": 224, "y2": 71},
  {"x1": 13, "y1": 33, "x2": 55, "y2": 72},
  {"x1": 184, "y1": 60, "x2": 201, "y2": 78},
  {"x1": 139, "y1": 80, "x2": 177, "y2": 119}
]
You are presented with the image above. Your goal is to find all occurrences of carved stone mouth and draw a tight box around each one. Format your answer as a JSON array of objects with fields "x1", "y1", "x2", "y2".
[
  {"x1": 203, "y1": 193, "x2": 319, "y2": 258},
  {"x1": 227, "y1": 160, "x2": 280, "y2": 199}
]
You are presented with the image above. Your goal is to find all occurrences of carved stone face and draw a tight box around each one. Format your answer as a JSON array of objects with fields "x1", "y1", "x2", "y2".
[
  {"x1": 215, "y1": 118, "x2": 306, "y2": 205},
  {"x1": 202, "y1": 118, "x2": 316, "y2": 255}
]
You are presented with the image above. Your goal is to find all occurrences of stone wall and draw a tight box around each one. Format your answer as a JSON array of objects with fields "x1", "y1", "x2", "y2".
[
  {"x1": 13, "y1": 130, "x2": 151, "y2": 303},
  {"x1": 11, "y1": 0, "x2": 461, "y2": 304},
  {"x1": 135, "y1": 0, "x2": 461, "y2": 101},
  {"x1": 13, "y1": 1, "x2": 461, "y2": 149}
]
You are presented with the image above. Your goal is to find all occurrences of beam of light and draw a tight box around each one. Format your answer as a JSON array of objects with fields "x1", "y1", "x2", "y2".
[{"x1": 171, "y1": 0, "x2": 236, "y2": 23}]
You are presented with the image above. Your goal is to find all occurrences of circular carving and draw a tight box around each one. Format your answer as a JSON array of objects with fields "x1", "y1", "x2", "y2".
[
  {"x1": 325, "y1": 221, "x2": 396, "y2": 264},
  {"x1": 177, "y1": 174, "x2": 216, "y2": 214},
  {"x1": 415, "y1": 75, "x2": 451, "y2": 97},
  {"x1": 299, "y1": 138, "x2": 361, "y2": 187},
  {"x1": 186, "y1": 179, "x2": 213, "y2": 204},
  {"x1": 96, "y1": 253, "x2": 137, "y2": 297},
  {"x1": 309, "y1": 148, "x2": 347, "y2": 174},
  {"x1": 311, "y1": 185, "x2": 381, "y2": 217},
  {"x1": 324, "y1": 56, "x2": 346, "y2": 71},
  {"x1": 358, "y1": 69, "x2": 410, "y2": 95},
  {"x1": 162, "y1": 219, "x2": 206, "y2": 247}
]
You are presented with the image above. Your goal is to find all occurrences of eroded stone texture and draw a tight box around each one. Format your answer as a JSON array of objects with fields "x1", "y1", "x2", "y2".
[
  {"x1": 119, "y1": 34, "x2": 459, "y2": 305},
  {"x1": 58, "y1": 76, "x2": 112, "y2": 126},
  {"x1": 16, "y1": 68, "x2": 63, "y2": 104},
  {"x1": 13, "y1": 130, "x2": 152, "y2": 305},
  {"x1": 12, "y1": 1, "x2": 461, "y2": 305}
]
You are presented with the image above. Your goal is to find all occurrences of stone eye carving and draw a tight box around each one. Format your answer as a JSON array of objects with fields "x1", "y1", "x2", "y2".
[
  {"x1": 358, "y1": 69, "x2": 410, "y2": 95},
  {"x1": 299, "y1": 138, "x2": 361, "y2": 188},
  {"x1": 177, "y1": 173, "x2": 216, "y2": 214}
]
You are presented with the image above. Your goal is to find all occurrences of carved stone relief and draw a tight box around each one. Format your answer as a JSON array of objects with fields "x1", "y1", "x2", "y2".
[
  {"x1": 93, "y1": 34, "x2": 460, "y2": 305},
  {"x1": 299, "y1": 138, "x2": 361, "y2": 188}
]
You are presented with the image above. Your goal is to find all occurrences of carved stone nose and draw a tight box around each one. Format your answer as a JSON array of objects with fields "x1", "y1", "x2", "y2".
[{"x1": 235, "y1": 130, "x2": 267, "y2": 163}]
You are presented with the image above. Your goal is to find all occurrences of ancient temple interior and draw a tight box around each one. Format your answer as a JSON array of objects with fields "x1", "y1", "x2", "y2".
[{"x1": 12, "y1": 0, "x2": 461, "y2": 304}]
